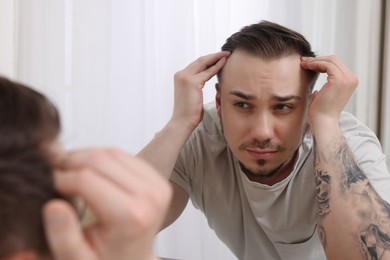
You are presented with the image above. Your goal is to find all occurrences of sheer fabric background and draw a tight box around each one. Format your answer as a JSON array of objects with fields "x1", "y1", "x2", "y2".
[{"x1": 0, "y1": 0, "x2": 386, "y2": 259}]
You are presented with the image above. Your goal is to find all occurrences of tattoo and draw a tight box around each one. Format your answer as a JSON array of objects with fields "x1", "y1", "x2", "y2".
[
  {"x1": 315, "y1": 169, "x2": 331, "y2": 217},
  {"x1": 313, "y1": 136, "x2": 332, "y2": 217},
  {"x1": 360, "y1": 224, "x2": 390, "y2": 260},
  {"x1": 381, "y1": 200, "x2": 390, "y2": 220},
  {"x1": 336, "y1": 142, "x2": 367, "y2": 192},
  {"x1": 313, "y1": 135, "x2": 390, "y2": 258}
]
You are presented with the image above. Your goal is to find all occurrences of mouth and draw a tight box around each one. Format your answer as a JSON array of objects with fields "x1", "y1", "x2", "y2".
[{"x1": 245, "y1": 148, "x2": 278, "y2": 160}]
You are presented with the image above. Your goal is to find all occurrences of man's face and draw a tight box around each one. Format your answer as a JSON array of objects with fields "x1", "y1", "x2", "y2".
[{"x1": 216, "y1": 50, "x2": 310, "y2": 180}]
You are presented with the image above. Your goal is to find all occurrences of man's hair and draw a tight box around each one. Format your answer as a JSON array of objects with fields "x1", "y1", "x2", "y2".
[
  {"x1": 0, "y1": 76, "x2": 63, "y2": 258},
  {"x1": 218, "y1": 20, "x2": 319, "y2": 92},
  {"x1": 0, "y1": 77, "x2": 60, "y2": 153},
  {"x1": 0, "y1": 150, "x2": 60, "y2": 258}
]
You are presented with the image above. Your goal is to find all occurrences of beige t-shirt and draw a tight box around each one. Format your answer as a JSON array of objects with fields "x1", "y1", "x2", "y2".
[{"x1": 171, "y1": 102, "x2": 390, "y2": 260}]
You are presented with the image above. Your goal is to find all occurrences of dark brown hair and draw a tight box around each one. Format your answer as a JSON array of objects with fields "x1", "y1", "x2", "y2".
[
  {"x1": 0, "y1": 150, "x2": 60, "y2": 258},
  {"x1": 0, "y1": 77, "x2": 60, "y2": 155},
  {"x1": 218, "y1": 20, "x2": 319, "y2": 92},
  {"x1": 0, "y1": 76, "x2": 62, "y2": 258}
]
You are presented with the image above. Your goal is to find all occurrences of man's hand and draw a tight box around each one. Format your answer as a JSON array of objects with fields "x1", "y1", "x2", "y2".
[
  {"x1": 42, "y1": 148, "x2": 172, "y2": 260},
  {"x1": 172, "y1": 51, "x2": 230, "y2": 130},
  {"x1": 301, "y1": 55, "x2": 359, "y2": 129},
  {"x1": 136, "y1": 52, "x2": 229, "y2": 227}
]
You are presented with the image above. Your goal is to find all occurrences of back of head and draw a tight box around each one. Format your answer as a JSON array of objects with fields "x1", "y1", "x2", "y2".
[
  {"x1": 0, "y1": 76, "x2": 63, "y2": 259},
  {"x1": 220, "y1": 20, "x2": 319, "y2": 91},
  {"x1": 0, "y1": 77, "x2": 60, "y2": 157},
  {"x1": 0, "y1": 150, "x2": 59, "y2": 259}
]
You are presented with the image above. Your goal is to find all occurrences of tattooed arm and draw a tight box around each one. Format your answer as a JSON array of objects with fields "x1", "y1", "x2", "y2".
[
  {"x1": 301, "y1": 56, "x2": 390, "y2": 259},
  {"x1": 313, "y1": 122, "x2": 390, "y2": 260}
]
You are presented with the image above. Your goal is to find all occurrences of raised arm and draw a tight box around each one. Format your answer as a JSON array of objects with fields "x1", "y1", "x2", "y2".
[
  {"x1": 302, "y1": 56, "x2": 390, "y2": 259},
  {"x1": 137, "y1": 51, "x2": 230, "y2": 227}
]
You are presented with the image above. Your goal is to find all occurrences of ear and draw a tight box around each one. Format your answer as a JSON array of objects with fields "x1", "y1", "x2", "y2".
[
  {"x1": 215, "y1": 83, "x2": 222, "y2": 118},
  {"x1": 6, "y1": 251, "x2": 39, "y2": 260}
]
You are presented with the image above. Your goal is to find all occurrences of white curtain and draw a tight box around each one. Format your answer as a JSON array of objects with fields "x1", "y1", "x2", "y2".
[
  {"x1": 0, "y1": 0, "x2": 384, "y2": 259},
  {"x1": 0, "y1": 0, "x2": 16, "y2": 77}
]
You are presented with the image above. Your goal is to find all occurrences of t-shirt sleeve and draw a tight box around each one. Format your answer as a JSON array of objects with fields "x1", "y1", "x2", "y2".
[
  {"x1": 171, "y1": 166, "x2": 191, "y2": 194},
  {"x1": 170, "y1": 137, "x2": 197, "y2": 195},
  {"x1": 341, "y1": 112, "x2": 390, "y2": 202}
]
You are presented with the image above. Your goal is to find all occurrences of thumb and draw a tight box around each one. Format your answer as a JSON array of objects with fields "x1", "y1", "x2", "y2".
[{"x1": 43, "y1": 199, "x2": 96, "y2": 260}]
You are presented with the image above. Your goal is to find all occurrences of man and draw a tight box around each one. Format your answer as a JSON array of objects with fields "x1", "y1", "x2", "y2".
[
  {"x1": 0, "y1": 77, "x2": 171, "y2": 260},
  {"x1": 139, "y1": 20, "x2": 390, "y2": 259}
]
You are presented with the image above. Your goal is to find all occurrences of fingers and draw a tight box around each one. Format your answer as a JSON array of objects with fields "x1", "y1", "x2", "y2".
[
  {"x1": 301, "y1": 56, "x2": 357, "y2": 77},
  {"x1": 185, "y1": 51, "x2": 230, "y2": 74},
  {"x1": 53, "y1": 148, "x2": 172, "y2": 230},
  {"x1": 199, "y1": 55, "x2": 228, "y2": 82},
  {"x1": 48, "y1": 148, "x2": 171, "y2": 260},
  {"x1": 53, "y1": 168, "x2": 133, "y2": 225},
  {"x1": 55, "y1": 148, "x2": 160, "y2": 195},
  {"x1": 43, "y1": 200, "x2": 96, "y2": 260},
  {"x1": 171, "y1": 51, "x2": 230, "y2": 128},
  {"x1": 301, "y1": 55, "x2": 346, "y2": 69},
  {"x1": 301, "y1": 56, "x2": 340, "y2": 75},
  {"x1": 301, "y1": 55, "x2": 359, "y2": 88},
  {"x1": 303, "y1": 56, "x2": 359, "y2": 127},
  {"x1": 175, "y1": 51, "x2": 230, "y2": 87}
]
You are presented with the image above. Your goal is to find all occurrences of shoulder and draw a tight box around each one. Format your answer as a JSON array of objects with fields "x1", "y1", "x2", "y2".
[
  {"x1": 339, "y1": 111, "x2": 388, "y2": 175},
  {"x1": 338, "y1": 112, "x2": 382, "y2": 153},
  {"x1": 339, "y1": 111, "x2": 377, "y2": 137},
  {"x1": 187, "y1": 102, "x2": 226, "y2": 148},
  {"x1": 339, "y1": 113, "x2": 390, "y2": 202},
  {"x1": 199, "y1": 102, "x2": 223, "y2": 136}
]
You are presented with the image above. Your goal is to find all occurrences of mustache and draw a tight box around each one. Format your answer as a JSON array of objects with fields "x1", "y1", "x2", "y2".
[{"x1": 239, "y1": 139, "x2": 285, "y2": 152}]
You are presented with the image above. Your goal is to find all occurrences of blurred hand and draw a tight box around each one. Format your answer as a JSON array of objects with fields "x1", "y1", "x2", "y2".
[{"x1": 43, "y1": 148, "x2": 172, "y2": 260}]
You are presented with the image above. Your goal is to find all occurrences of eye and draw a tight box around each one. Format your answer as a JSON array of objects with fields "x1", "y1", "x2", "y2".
[
  {"x1": 234, "y1": 102, "x2": 250, "y2": 109},
  {"x1": 274, "y1": 104, "x2": 292, "y2": 111}
]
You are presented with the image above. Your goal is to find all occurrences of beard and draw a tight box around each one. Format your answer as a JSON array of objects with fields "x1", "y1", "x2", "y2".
[
  {"x1": 219, "y1": 116, "x2": 304, "y2": 178},
  {"x1": 238, "y1": 138, "x2": 287, "y2": 177},
  {"x1": 239, "y1": 161, "x2": 285, "y2": 178}
]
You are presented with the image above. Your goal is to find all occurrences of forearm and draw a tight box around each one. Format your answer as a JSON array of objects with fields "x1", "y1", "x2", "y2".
[
  {"x1": 312, "y1": 118, "x2": 390, "y2": 259},
  {"x1": 137, "y1": 119, "x2": 194, "y2": 179}
]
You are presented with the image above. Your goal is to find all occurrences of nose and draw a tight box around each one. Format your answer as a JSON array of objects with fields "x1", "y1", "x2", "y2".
[{"x1": 250, "y1": 111, "x2": 274, "y2": 141}]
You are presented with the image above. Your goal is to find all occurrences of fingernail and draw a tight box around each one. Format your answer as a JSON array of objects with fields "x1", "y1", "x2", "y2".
[{"x1": 45, "y1": 208, "x2": 67, "y2": 230}]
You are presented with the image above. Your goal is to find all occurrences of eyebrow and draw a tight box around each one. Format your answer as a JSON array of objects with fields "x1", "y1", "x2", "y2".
[
  {"x1": 272, "y1": 95, "x2": 301, "y2": 102},
  {"x1": 229, "y1": 91, "x2": 256, "y2": 100},
  {"x1": 229, "y1": 90, "x2": 301, "y2": 102}
]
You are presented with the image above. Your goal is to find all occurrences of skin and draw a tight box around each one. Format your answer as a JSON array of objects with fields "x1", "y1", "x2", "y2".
[{"x1": 216, "y1": 50, "x2": 310, "y2": 185}]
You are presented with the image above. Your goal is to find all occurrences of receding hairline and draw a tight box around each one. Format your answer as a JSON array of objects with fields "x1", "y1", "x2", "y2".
[
  {"x1": 218, "y1": 49, "x2": 307, "y2": 79},
  {"x1": 217, "y1": 50, "x2": 317, "y2": 95},
  {"x1": 217, "y1": 20, "x2": 319, "y2": 91}
]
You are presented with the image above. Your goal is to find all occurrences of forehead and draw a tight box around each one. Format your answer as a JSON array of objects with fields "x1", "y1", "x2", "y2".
[{"x1": 220, "y1": 50, "x2": 307, "y2": 95}]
